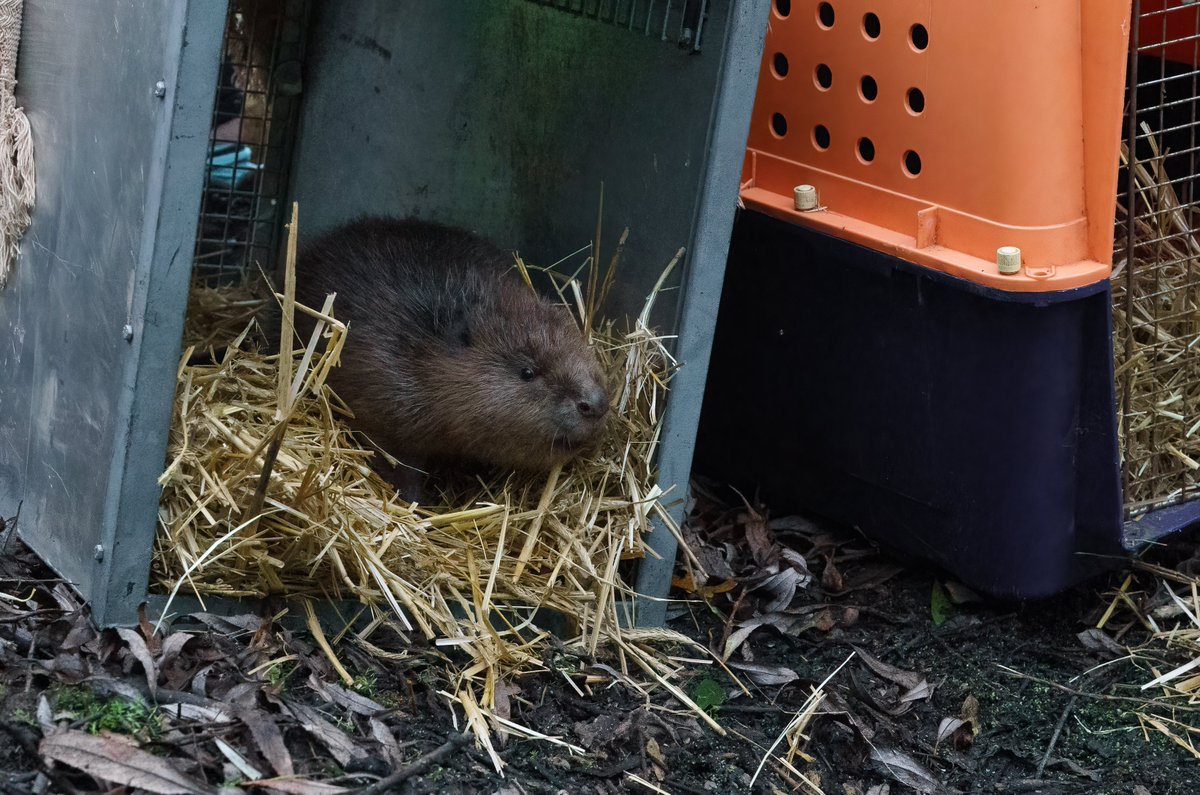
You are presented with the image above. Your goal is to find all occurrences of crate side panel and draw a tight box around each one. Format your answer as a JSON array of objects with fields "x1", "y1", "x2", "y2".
[{"x1": 0, "y1": 1, "x2": 219, "y2": 610}]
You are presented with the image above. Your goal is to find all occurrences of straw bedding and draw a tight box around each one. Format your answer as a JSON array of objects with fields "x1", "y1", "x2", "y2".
[
  {"x1": 154, "y1": 207, "x2": 717, "y2": 758},
  {"x1": 1114, "y1": 125, "x2": 1200, "y2": 512}
]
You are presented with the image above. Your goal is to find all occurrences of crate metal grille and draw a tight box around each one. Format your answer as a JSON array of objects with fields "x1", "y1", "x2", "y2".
[
  {"x1": 192, "y1": 0, "x2": 307, "y2": 285},
  {"x1": 1117, "y1": 0, "x2": 1200, "y2": 515},
  {"x1": 524, "y1": 0, "x2": 708, "y2": 50}
]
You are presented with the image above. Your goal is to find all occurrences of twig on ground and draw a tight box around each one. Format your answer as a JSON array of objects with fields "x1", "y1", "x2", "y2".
[
  {"x1": 357, "y1": 731, "x2": 472, "y2": 795},
  {"x1": 1036, "y1": 694, "x2": 1078, "y2": 777}
]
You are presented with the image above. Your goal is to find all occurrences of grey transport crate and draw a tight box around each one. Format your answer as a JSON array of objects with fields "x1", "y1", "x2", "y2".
[{"x1": 0, "y1": 0, "x2": 768, "y2": 628}]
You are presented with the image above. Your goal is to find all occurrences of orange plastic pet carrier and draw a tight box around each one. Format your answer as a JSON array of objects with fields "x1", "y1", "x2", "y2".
[{"x1": 739, "y1": 0, "x2": 1132, "y2": 292}]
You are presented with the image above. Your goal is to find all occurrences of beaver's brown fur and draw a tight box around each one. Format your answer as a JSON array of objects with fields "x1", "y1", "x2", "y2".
[{"x1": 293, "y1": 216, "x2": 611, "y2": 489}]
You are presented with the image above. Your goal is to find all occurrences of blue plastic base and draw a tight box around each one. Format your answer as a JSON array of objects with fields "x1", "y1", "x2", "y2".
[
  {"x1": 694, "y1": 211, "x2": 1132, "y2": 599},
  {"x1": 1125, "y1": 500, "x2": 1200, "y2": 549}
]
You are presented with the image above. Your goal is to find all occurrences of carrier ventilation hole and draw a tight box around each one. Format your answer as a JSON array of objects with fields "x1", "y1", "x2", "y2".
[
  {"x1": 906, "y1": 87, "x2": 925, "y2": 114},
  {"x1": 910, "y1": 23, "x2": 929, "y2": 50},
  {"x1": 817, "y1": 2, "x2": 835, "y2": 28},
  {"x1": 860, "y1": 75, "x2": 878, "y2": 102},
  {"x1": 773, "y1": 52, "x2": 789, "y2": 77},
  {"x1": 771, "y1": 112, "x2": 788, "y2": 137},
  {"x1": 904, "y1": 150, "x2": 922, "y2": 176},
  {"x1": 863, "y1": 12, "x2": 881, "y2": 39},
  {"x1": 858, "y1": 137, "x2": 875, "y2": 163},
  {"x1": 776, "y1": 0, "x2": 792, "y2": 18},
  {"x1": 814, "y1": 125, "x2": 831, "y2": 150},
  {"x1": 815, "y1": 63, "x2": 833, "y2": 89}
]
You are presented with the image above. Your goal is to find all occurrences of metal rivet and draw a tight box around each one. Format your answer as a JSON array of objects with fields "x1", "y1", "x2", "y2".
[
  {"x1": 154, "y1": 80, "x2": 166, "y2": 98},
  {"x1": 93, "y1": 544, "x2": 104, "y2": 562},
  {"x1": 122, "y1": 324, "x2": 134, "y2": 341}
]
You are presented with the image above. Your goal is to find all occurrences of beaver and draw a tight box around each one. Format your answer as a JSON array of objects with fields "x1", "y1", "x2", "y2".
[{"x1": 291, "y1": 216, "x2": 611, "y2": 495}]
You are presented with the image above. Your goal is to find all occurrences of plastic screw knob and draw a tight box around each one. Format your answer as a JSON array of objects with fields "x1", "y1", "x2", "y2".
[
  {"x1": 996, "y1": 246, "x2": 1022, "y2": 275},
  {"x1": 794, "y1": 184, "x2": 819, "y2": 211}
]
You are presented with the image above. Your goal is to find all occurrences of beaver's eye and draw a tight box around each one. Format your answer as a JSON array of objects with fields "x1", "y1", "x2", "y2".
[{"x1": 520, "y1": 367, "x2": 536, "y2": 382}]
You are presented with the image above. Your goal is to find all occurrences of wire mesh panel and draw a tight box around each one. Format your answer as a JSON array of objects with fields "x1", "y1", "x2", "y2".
[
  {"x1": 192, "y1": 0, "x2": 307, "y2": 285},
  {"x1": 524, "y1": 0, "x2": 708, "y2": 49},
  {"x1": 1116, "y1": 0, "x2": 1200, "y2": 514}
]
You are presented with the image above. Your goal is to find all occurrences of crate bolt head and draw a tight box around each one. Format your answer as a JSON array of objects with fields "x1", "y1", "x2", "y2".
[
  {"x1": 794, "y1": 184, "x2": 819, "y2": 211},
  {"x1": 154, "y1": 80, "x2": 166, "y2": 98},
  {"x1": 996, "y1": 246, "x2": 1022, "y2": 275}
]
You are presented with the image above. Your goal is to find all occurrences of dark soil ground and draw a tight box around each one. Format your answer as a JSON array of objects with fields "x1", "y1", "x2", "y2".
[{"x1": 2, "y1": 490, "x2": 1198, "y2": 794}]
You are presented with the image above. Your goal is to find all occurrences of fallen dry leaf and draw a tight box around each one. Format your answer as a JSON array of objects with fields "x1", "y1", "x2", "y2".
[
  {"x1": 934, "y1": 717, "x2": 972, "y2": 751},
  {"x1": 961, "y1": 695, "x2": 980, "y2": 734},
  {"x1": 492, "y1": 679, "x2": 521, "y2": 723},
  {"x1": 37, "y1": 693, "x2": 55, "y2": 735},
  {"x1": 750, "y1": 567, "x2": 808, "y2": 613},
  {"x1": 321, "y1": 680, "x2": 387, "y2": 716},
  {"x1": 723, "y1": 613, "x2": 797, "y2": 660},
  {"x1": 821, "y1": 557, "x2": 845, "y2": 592},
  {"x1": 370, "y1": 717, "x2": 404, "y2": 767},
  {"x1": 239, "y1": 707, "x2": 295, "y2": 777},
  {"x1": 116, "y1": 627, "x2": 159, "y2": 698},
  {"x1": 49, "y1": 582, "x2": 83, "y2": 613},
  {"x1": 286, "y1": 702, "x2": 367, "y2": 767},
  {"x1": 742, "y1": 508, "x2": 778, "y2": 567},
  {"x1": 812, "y1": 608, "x2": 837, "y2": 632},
  {"x1": 40, "y1": 729, "x2": 214, "y2": 794},
  {"x1": 899, "y1": 680, "x2": 934, "y2": 704},
  {"x1": 137, "y1": 605, "x2": 162, "y2": 654},
  {"x1": 686, "y1": 547, "x2": 735, "y2": 582},
  {"x1": 931, "y1": 696, "x2": 979, "y2": 754},
  {"x1": 725, "y1": 660, "x2": 800, "y2": 687},
  {"x1": 157, "y1": 632, "x2": 194, "y2": 669},
  {"x1": 780, "y1": 547, "x2": 813, "y2": 579},
  {"x1": 869, "y1": 747, "x2": 946, "y2": 794},
  {"x1": 646, "y1": 735, "x2": 667, "y2": 766},
  {"x1": 671, "y1": 572, "x2": 699, "y2": 592},
  {"x1": 60, "y1": 614, "x2": 98, "y2": 651},
  {"x1": 1077, "y1": 628, "x2": 1126, "y2": 659},
  {"x1": 855, "y1": 647, "x2": 926, "y2": 692}
]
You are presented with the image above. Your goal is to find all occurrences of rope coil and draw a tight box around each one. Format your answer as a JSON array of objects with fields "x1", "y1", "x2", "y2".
[{"x1": 0, "y1": 0, "x2": 34, "y2": 289}]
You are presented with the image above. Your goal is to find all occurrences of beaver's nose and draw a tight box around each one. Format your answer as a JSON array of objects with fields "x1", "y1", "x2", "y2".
[{"x1": 576, "y1": 387, "x2": 609, "y2": 419}]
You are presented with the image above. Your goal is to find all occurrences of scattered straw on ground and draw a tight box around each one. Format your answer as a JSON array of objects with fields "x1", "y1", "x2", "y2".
[
  {"x1": 154, "y1": 204, "x2": 716, "y2": 767},
  {"x1": 1114, "y1": 124, "x2": 1200, "y2": 511},
  {"x1": 1097, "y1": 564, "x2": 1200, "y2": 758}
]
